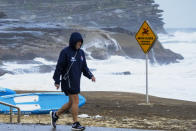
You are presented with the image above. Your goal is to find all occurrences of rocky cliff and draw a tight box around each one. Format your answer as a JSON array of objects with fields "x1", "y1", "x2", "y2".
[
  {"x1": 0, "y1": 0, "x2": 183, "y2": 65},
  {"x1": 0, "y1": 0, "x2": 165, "y2": 33}
]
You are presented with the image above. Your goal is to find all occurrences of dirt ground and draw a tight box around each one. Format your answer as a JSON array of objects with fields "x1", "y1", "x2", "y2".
[{"x1": 1, "y1": 91, "x2": 196, "y2": 131}]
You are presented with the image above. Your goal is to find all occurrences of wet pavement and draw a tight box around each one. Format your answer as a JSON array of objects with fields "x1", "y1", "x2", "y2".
[{"x1": 0, "y1": 123, "x2": 162, "y2": 131}]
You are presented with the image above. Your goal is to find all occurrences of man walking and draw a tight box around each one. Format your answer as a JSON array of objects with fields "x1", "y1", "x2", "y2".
[{"x1": 51, "y1": 32, "x2": 96, "y2": 130}]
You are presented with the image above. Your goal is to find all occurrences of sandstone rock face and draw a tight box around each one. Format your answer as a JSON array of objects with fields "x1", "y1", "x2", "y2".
[
  {"x1": 0, "y1": 0, "x2": 165, "y2": 33},
  {"x1": 0, "y1": 24, "x2": 183, "y2": 64}
]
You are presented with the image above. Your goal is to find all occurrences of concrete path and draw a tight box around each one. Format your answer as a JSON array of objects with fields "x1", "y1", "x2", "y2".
[{"x1": 0, "y1": 123, "x2": 163, "y2": 131}]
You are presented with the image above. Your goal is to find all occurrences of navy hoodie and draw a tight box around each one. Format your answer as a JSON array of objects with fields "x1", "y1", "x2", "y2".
[{"x1": 53, "y1": 32, "x2": 93, "y2": 93}]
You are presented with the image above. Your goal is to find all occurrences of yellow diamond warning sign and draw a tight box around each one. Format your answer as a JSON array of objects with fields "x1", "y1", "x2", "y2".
[{"x1": 135, "y1": 21, "x2": 157, "y2": 54}]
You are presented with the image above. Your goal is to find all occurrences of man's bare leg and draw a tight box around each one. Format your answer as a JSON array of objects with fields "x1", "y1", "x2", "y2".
[
  {"x1": 50, "y1": 96, "x2": 72, "y2": 128},
  {"x1": 56, "y1": 99, "x2": 72, "y2": 116},
  {"x1": 70, "y1": 94, "x2": 79, "y2": 122}
]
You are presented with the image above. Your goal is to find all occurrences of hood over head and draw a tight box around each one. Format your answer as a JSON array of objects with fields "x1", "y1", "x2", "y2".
[{"x1": 69, "y1": 32, "x2": 83, "y2": 50}]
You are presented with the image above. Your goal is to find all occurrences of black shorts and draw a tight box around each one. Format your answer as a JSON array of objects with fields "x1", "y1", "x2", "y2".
[{"x1": 63, "y1": 89, "x2": 79, "y2": 96}]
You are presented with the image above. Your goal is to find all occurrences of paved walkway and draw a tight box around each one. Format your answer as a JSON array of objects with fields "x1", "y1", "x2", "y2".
[{"x1": 0, "y1": 123, "x2": 163, "y2": 131}]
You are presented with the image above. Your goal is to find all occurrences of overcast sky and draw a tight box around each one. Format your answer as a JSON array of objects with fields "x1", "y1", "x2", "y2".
[{"x1": 155, "y1": 0, "x2": 196, "y2": 28}]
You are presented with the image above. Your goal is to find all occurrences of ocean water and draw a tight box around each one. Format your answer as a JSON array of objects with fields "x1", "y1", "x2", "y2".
[{"x1": 0, "y1": 28, "x2": 196, "y2": 102}]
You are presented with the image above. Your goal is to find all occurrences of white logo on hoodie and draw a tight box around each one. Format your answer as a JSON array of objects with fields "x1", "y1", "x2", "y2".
[{"x1": 71, "y1": 57, "x2": 76, "y2": 62}]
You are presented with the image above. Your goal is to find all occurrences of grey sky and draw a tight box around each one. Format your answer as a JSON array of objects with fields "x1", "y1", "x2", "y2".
[{"x1": 155, "y1": 0, "x2": 196, "y2": 28}]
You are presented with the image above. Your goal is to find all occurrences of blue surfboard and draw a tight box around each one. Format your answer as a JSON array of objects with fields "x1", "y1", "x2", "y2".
[
  {"x1": 0, "y1": 87, "x2": 16, "y2": 96},
  {"x1": 0, "y1": 92, "x2": 86, "y2": 114}
]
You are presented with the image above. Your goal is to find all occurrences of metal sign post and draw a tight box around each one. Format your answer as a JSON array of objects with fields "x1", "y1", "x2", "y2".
[
  {"x1": 146, "y1": 53, "x2": 149, "y2": 104},
  {"x1": 135, "y1": 20, "x2": 157, "y2": 104}
]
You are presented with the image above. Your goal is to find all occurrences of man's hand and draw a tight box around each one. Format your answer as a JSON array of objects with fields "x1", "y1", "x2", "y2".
[
  {"x1": 91, "y1": 76, "x2": 96, "y2": 82},
  {"x1": 55, "y1": 84, "x2": 60, "y2": 90}
]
